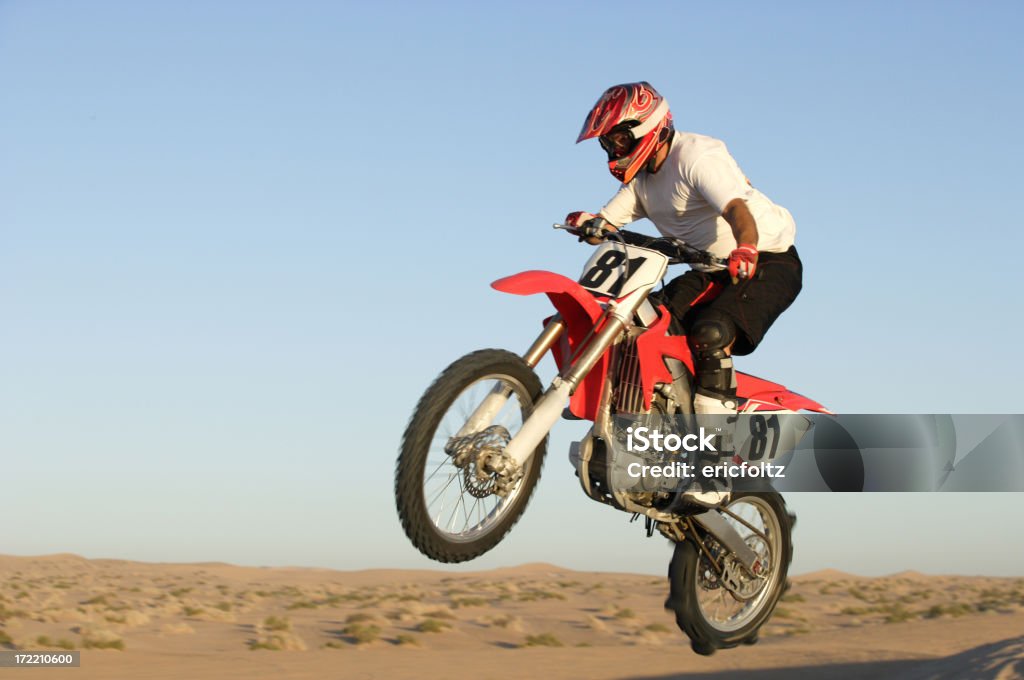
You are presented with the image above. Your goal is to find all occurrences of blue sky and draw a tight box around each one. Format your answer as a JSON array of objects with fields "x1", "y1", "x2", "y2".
[{"x1": 2, "y1": 1, "x2": 1022, "y2": 576}]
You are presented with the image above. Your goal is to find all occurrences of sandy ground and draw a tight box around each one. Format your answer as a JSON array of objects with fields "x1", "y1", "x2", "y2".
[{"x1": 1, "y1": 554, "x2": 1022, "y2": 679}]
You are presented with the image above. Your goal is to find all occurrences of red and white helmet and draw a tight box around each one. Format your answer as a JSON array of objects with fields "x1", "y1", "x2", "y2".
[{"x1": 577, "y1": 81, "x2": 673, "y2": 184}]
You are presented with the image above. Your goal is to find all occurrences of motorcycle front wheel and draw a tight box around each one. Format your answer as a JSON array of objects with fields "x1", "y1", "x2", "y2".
[
  {"x1": 666, "y1": 491, "x2": 795, "y2": 655},
  {"x1": 395, "y1": 349, "x2": 547, "y2": 563}
]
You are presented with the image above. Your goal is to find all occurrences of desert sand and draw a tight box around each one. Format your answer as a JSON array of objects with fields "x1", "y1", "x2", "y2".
[{"x1": 1, "y1": 553, "x2": 1022, "y2": 679}]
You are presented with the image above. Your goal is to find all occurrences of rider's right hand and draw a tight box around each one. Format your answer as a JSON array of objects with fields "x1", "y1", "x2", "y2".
[
  {"x1": 565, "y1": 211, "x2": 611, "y2": 244},
  {"x1": 565, "y1": 211, "x2": 596, "y2": 228}
]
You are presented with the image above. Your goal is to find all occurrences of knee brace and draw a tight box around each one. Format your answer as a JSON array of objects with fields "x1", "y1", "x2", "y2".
[{"x1": 688, "y1": 312, "x2": 738, "y2": 397}]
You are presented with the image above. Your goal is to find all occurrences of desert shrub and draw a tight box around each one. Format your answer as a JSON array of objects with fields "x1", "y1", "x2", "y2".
[
  {"x1": 975, "y1": 600, "x2": 1007, "y2": 613},
  {"x1": 979, "y1": 588, "x2": 1007, "y2": 600},
  {"x1": 417, "y1": 619, "x2": 450, "y2": 633},
  {"x1": 83, "y1": 637, "x2": 125, "y2": 650},
  {"x1": 883, "y1": 606, "x2": 916, "y2": 623},
  {"x1": 249, "y1": 640, "x2": 281, "y2": 650},
  {"x1": 644, "y1": 623, "x2": 670, "y2": 633},
  {"x1": 452, "y1": 597, "x2": 487, "y2": 608},
  {"x1": 781, "y1": 593, "x2": 806, "y2": 603},
  {"x1": 36, "y1": 635, "x2": 53, "y2": 646},
  {"x1": 343, "y1": 624, "x2": 380, "y2": 644},
  {"x1": 0, "y1": 605, "x2": 28, "y2": 620},
  {"x1": 286, "y1": 600, "x2": 317, "y2": 610},
  {"x1": 55, "y1": 639, "x2": 75, "y2": 650},
  {"x1": 395, "y1": 634, "x2": 418, "y2": 645},
  {"x1": 345, "y1": 612, "x2": 376, "y2": 624},
  {"x1": 491, "y1": 616, "x2": 515, "y2": 628},
  {"x1": 272, "y1": 586, "x2": 303, "y2": 598},
  {"x1": 182, "y1": 607, "x2": 204, "y2": 617},
  {"x1": 523, "y1": 633, "x2": 563, "y2": 647},
  {"x1": 848, "y1": 588, "x2": 870, "y2": 601},
  {"x1": 517, "y1": 590, "x2": 565, "y2": 602},
  {"x1": 840, "y1": 606, "x2": 871, "y2": 616},
  {"x1": 924, "y1": 603, "x2": 972, "y2": 618},
  {"x1": 423, "y1": 609, "x2": 454, "y2": 620},
  {"x1": 263, "y1": 616, "x2": 290, "y2": 631},
  {"x1": 614, "y1": 608, "x2": 635, "y2": 619},
  {"x1": 250, "y1": 630, "x2": 307, "y2": 651}
]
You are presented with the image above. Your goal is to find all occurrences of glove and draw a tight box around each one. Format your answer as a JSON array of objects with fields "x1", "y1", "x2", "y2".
[
  {"x1": 564, "y1": 211, "x2": 608, "y2": 243},
  {"x1": 728, "y1": 244, "x2": 758, "y2": 284},
  {"x1": 565, "y1": 211, "x2": 596, "y2": 227}
]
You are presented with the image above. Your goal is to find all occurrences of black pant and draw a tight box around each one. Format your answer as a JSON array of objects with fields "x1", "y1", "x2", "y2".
[{"x1": 656, "y1": 247, "x2": 803, "y2": 356}]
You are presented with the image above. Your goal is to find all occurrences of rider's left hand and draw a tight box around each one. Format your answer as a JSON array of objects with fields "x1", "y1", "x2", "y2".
[{"x1": 728, "y1": 244, "x2": 758, "y2": 284}]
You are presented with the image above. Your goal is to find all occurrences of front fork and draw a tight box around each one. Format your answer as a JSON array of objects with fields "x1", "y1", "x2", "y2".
[
  {"x1": 503, "y1": 305, "x2": 630, "y2": 469},
  {"x1": 454, "y1": 300, "x2": 628, "y2": 470},
  {"x1": 452, "y1": 315, "x2": 567, "y2": 439}
]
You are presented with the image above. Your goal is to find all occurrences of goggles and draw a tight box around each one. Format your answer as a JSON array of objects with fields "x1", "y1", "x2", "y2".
[
  {"x1": 599, "y1": 124, "x2": 640, "y2": 160},
  {"x1": 596, "y1": 99, "x2": 670, "y2": 160}
]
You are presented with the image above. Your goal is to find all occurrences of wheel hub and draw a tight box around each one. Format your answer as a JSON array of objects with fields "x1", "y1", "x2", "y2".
[{"x1": 445, "y1": 425, "x2": 524, "y2": 497}]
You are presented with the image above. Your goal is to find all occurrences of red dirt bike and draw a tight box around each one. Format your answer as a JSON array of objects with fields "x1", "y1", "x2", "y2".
[{"x1": 395, "y1": 225, "x2": 831, "y2": 654}]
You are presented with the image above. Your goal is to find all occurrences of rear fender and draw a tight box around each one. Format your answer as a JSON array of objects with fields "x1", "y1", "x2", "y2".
[
  {"x1": 737, "y1": 373, "x2": 833, "y2": 414},
  {"x1": 631, "y1": 307, "x2": 832, "y2": 415}
]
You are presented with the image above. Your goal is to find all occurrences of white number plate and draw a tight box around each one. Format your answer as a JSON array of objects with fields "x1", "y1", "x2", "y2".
[{"x1": 578, "y1": 243, "x2": 668, "y2": 297}]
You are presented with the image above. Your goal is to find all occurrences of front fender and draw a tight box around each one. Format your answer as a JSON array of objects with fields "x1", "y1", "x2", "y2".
[
  {"x1": 492, "y1": 271, "x2": 608, "y2": 420},
  {"x1": 492, "y1": 270, "x2": 604, "y2": 319}
]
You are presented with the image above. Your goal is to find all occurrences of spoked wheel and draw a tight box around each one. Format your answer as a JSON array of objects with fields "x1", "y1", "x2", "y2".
[
  {"x1": 395, "y1": 349, "x2": 546, "y2": 563},
  {"x1": 666, "y1": 491, "x2": 795, "y2": 655}
]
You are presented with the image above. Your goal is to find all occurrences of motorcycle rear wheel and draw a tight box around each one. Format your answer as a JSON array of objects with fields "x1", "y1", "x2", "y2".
[
  {"x1": 666, "y1": 491, "x2": 795, "y2": 655},
  {"x1": 395, "y1": 349, "x2": 546, "y2": 563}
]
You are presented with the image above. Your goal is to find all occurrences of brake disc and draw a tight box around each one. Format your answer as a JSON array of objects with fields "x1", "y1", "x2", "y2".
[{"x1": 445, "y1": 425, "x2": 523, "y2": 498}]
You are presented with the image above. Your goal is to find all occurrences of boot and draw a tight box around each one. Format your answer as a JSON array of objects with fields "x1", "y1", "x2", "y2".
[{"x1": 678, "y1": 391, "x2": 737, "y2": 507}]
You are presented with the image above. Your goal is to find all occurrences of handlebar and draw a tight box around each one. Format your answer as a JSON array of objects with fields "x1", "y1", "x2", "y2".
[{"x1": 553, "y1": 223, "x2": 727, "y2": 267}]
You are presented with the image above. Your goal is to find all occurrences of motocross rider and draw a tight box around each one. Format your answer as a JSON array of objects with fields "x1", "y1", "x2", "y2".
[{"x1": 567, "y1": 81, "x2": 802, "y2": 506}]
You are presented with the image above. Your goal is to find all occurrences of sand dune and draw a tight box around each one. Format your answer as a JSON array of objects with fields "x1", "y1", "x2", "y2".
[{"x1": 1, "y1": 553, "x2": 1021, "y2": 679}]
